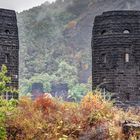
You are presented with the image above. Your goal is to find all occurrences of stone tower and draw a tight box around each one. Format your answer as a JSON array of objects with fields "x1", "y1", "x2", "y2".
[
  {"x1": 0, "y1": 9, "x2": 19, "y2": 99},
  {"x1": 92, "y1": 11, "x2": 140, "y2": 102}
]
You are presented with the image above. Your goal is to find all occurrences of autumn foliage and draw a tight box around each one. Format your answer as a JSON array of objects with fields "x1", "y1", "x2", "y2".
[{"x1": 1, "y1": 91, "x2": 140, "y2": 140}]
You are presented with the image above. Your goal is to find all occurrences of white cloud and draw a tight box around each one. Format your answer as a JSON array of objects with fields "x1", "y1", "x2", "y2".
[{"x1": 0, "y1": 0, "x2": 56, "y2": 12}]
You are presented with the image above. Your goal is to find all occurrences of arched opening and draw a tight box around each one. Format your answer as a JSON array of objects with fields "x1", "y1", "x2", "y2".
[
  {"x1": 5, "y1": 29, "x2": 10, "y2": 34},
  {"x1": 101, "y1": 30, "x2": 107, "y2": 35},
  {"x1": 123, "y1": 29, "x2": 130, "y2": 34},
  {"x1": 102, "y1": 77, "x2": 106, "y2": 82}
]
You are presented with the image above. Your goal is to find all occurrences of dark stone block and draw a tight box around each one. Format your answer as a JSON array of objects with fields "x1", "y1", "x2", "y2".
[
  {"x1": 51, "y1": 83, "x2": 68, "y2": 100},
  {"x1": 31, "y1": 83, "x2": 44, "y2": 100}
]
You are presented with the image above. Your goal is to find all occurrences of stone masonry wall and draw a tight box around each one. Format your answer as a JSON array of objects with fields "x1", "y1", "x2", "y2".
[
  {"x1": 0, "y1": 9, "x2": 19, "y2": 99},
  {"x1": 92, "y1": 11, "x2": 140, "y2": 102}
]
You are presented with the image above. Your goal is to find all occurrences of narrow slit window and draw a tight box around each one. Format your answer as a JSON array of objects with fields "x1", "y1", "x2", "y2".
[
  {"x1": 5, "y1": 53, "x2": 10, "y2": 63},
  {"x1": 101, "y1": 53, "x2": 107, "y2": 63},
  {"x1": 125, "y1": 53, "x2": 129, "y2": 63},
  {"x1": 126, "y1": 93, "x2": 130, "y2": 101},
  {"x1": 13, "y1": 75, "x2": 18, "y2": 79}
]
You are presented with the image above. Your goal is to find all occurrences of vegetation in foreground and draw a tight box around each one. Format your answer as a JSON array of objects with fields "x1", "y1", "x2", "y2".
[{"x1": 0, "y1": 91, "x2": 140, "y2": 140}]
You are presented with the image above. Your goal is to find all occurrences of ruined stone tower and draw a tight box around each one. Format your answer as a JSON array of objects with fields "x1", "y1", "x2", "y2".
[
  {"x1": 92, "y1": 11, "x2": 140, "y2": 102},
  {"x1": 0, "y1": 9, "x2": 19, "y2": 99}
]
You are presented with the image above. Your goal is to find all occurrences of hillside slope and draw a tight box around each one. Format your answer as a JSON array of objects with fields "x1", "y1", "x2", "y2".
[{"x1": 18, "y1": 0, "x2": 140, "y2": 93}]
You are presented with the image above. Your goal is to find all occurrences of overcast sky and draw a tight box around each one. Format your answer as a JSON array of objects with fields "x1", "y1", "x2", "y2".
[{"x1": 0, "y1": 0, "x2": 56, "y2": 12}]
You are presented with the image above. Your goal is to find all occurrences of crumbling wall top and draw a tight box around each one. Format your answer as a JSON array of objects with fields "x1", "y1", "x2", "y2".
[
  {"x1": 0, "y1": 8, "x2": 16, "y2": 18},
  {"x1": 102, "y1": 10, "x2": 140, "y2": 16}
]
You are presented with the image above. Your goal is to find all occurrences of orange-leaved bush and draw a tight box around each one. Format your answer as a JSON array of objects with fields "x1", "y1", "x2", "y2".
[{"x1": 4, "y1": 91, "x2": 140, "y2": 140}]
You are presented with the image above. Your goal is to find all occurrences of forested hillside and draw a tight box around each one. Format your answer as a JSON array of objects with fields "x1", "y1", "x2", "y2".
[{"x1": 18, "y1": 0, "x2": 139, "y2": 96}]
